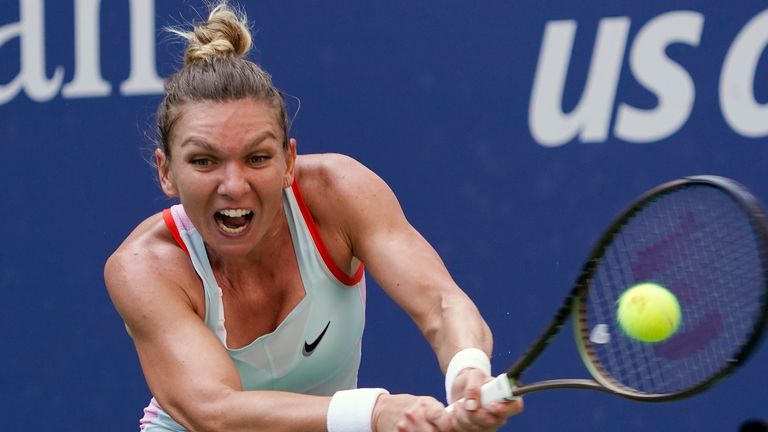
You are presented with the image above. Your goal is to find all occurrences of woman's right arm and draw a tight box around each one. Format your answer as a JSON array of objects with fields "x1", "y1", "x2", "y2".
[
  {"x1": 104, "y1": 219, "x2": 450, "y2": 432},
  {"x1": 104, "y1": 221, "x2": 334, "y2": 432}
]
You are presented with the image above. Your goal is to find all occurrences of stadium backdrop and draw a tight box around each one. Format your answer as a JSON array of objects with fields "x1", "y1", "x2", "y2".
[{"x1": 1, "y1": 1, "x2": 766, "y2": 430}]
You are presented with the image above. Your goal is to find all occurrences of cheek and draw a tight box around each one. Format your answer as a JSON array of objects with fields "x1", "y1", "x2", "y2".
[
  {"x1": 177, "y1": 176, "x2": 210, "y2": 199},
  {"x1": 171, "y1": 169, "x2": 213, "y2": 202}
]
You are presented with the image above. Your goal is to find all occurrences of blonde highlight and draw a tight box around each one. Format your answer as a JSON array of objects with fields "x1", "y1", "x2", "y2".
[
  {"x1": 170, "y1": 3, "x2": 253, "y2": 64},
  {"x1": 156, "y1": 1, "x2": 289, "y2": 160}
]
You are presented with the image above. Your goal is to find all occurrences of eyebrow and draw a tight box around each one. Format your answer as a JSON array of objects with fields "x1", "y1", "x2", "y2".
[
  {"x1": 179, "y1": 138, "x2": 215, "y2": 151},
  {"x1": 179, "y1": 131, "x2": 278, "y2": 152}
]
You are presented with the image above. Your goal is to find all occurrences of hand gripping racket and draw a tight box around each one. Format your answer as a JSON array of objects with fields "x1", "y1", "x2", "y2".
[{"x1": 477, "y1": 175, "x2": 768, "y2": 405}]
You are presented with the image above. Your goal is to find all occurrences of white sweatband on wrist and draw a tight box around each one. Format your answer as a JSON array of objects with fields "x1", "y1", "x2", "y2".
[
  {"x1": 327, "y1": 388, "x2": 389, "y2": 432},
  {"x1": 445, "y1": 348, "x2": 491, "y2": 403}
]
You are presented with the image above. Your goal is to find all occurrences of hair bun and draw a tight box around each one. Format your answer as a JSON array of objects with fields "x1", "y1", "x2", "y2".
[{"x1": 177, "y1": 3, "x2": 252, "y2": 64}]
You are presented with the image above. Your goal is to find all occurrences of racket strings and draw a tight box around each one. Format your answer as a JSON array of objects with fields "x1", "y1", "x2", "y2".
[{"x1": 581, "y1": 185, "x2": 767, "y2": 396}]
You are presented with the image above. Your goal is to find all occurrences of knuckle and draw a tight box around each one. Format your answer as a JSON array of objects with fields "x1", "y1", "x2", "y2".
[{"x1": 417, "y1": 396, "x2": 436, "y2": 407}]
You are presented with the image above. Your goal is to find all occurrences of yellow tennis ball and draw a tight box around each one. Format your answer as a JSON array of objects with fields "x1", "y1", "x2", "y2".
[{"x1": 617, "y1": 282, "x2": 681, "y2": 343}]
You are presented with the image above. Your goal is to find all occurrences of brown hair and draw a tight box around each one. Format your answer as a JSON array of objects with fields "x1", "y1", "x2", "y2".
[{"x1": 156, "y1": 2, "x2": 289, "y2": 158}]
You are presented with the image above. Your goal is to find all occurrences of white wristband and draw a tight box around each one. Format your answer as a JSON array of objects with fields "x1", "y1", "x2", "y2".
[
  {"x1": 444, "y1": 348, "x2": 491, "y2": 403},
  {"x1": 327, "y1": 388, "x2": 389, "y2": 432}
]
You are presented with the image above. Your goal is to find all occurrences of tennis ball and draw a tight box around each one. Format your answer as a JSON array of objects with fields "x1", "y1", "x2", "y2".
[{"x1": 617, "y1": 282, "x2": 681, "y2": 343}]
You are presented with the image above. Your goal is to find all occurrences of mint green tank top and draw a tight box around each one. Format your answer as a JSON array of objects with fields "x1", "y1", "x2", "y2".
[{"x1": 140, "y1": 181, "x2": 366, "y2": 431}]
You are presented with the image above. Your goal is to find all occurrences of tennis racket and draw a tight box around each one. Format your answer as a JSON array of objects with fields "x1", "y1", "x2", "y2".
[{"x1": 476, "y1": 175, "x2": 768, "y2": 406}]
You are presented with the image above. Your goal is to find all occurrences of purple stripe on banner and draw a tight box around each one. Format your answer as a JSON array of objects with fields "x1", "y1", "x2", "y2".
[
  {"x1": 653, "y1": 310, "x2": 723, "y2": 360},
  {"x1": 632, "y1": 211, "x2": 697, "y2": 280},
  {"x1": 664, "y1": 277, "x2": 702, "y2": 304}
]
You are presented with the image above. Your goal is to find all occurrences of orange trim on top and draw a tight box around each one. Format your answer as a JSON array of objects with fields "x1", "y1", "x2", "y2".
[
  {"x1": 162, "y1": 208, "x2": 190, "y2": 256},
  {"x1": 291, "y1": 180, "x2": 364, "y2": 286}
]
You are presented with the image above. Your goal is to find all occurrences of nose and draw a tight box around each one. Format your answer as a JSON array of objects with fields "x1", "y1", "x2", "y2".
[{"x1": 217, "y1": 163, "x2": 251, "y2": 199}]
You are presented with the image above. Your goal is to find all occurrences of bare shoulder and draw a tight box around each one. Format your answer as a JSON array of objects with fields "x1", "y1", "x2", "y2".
[
  {"x1": 295, "y1": 153, "x2": 407, "y2": 242},
  {"x1": 295, "y1": 153, "x2": 395, "y2": 213},
  {"x1": 296, "y1": 153, "x2": 381, "y2": 193},
  {"x1": 105, "y1": 213, "x2": 181, "y2": 286},
  {"x1": 104, "y1": 212, "x2": 201, "y2": 334}
]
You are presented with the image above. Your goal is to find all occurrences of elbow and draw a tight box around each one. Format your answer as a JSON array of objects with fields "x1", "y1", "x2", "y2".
[{"x1": 161, "y1": 389, "x2": 237, "y2": 432}]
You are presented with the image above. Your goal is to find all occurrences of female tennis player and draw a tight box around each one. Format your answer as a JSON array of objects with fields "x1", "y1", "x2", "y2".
[{"x1": 104, "y1": 3, "x2": 522, "y2": 431}]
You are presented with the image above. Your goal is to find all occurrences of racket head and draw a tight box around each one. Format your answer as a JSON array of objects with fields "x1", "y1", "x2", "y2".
[{"x1": 572, "y1": 175, "x2": 768, "y2": 401}]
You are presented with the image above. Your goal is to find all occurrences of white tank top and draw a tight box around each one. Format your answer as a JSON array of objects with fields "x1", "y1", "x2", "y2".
[{"x1": 140, "y1": 181, "x2": 366, "y2": 431}]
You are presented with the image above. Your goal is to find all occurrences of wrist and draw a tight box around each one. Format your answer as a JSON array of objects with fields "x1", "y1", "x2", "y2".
[
  {"x1": 444, "y1": 348, "x2": 491, "y2": 402},
  {"x1": 327, "y1": 388, "x2": 389, "y2": 432}
]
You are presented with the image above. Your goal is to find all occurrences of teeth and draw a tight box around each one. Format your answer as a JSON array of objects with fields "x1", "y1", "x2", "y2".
[
  {"x1": 217, "y1": 221, "x2": 247, "y2": 234},
  {"x1": 219, "y1": 209, "x2": 252, "y2": 217}
]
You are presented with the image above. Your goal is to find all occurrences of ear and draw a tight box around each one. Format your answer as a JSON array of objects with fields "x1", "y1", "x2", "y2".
[
  {"x1": 155, "y1": 149, "x2": 179, "y2": 197},
  {"x1": 282, "y1": 138, "x2": 298, "y2": 188}
]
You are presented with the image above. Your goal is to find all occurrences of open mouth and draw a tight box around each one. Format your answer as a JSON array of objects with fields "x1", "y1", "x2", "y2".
[{"x1": 214, "y1": 209, "x2": 254, "y2": 234}]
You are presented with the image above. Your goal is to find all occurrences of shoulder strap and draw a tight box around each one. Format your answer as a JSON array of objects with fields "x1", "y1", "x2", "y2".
[
  {"x1": 162, "y1": 208, "x2": 190, "y2": 256},
  {"x1": 290, "y1": 180, "x2": 364, "y2": 285}
]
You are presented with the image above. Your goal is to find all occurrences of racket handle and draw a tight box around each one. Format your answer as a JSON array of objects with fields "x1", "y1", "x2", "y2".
[
  {"x1": 481, "y1": 373, "x2": 516, "y2": 406},
  {"x1": 445, "y1": 373, "x2": 516, "y2": 412}
]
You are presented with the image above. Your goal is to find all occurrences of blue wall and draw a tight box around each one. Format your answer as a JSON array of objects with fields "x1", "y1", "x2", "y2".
[{"x1": 1, "y1": 1, "x2": 766, "y2": 430}]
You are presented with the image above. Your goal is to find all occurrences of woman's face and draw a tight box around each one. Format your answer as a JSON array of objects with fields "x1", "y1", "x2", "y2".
[{"x1": 156, "y1": 98, "x2": 296, "y2": 258}]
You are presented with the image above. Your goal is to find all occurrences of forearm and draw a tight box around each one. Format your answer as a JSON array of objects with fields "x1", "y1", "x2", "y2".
[
  {"x1": 170, "y1": 387, "x2": 394, "y2": 432},
  {"x1": 361, "y1": 234, "x2": 494, "y2": 371},
  {"x1": 163, "y1": 389, "x2": 329, "y2": 432},
  {"x1": 421, "y1": 288, "x2": 494, "y2": 373},
  {"x1": 209, "y1": 390, "x2": 329, "y2": 432}
]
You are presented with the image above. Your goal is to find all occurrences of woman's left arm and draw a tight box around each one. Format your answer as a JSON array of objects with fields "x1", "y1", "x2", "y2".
[
  {"x1": 308, "y1": 154, "x2": 522, "y2": 429},
  {"x1": 320, "y1": 156, "x2": 523, "y2": 430},
  {"x1": 316, "y1": 154, "x2": 490, "y2": 369}
]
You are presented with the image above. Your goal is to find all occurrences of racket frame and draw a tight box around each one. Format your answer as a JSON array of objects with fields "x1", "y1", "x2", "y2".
[{"x1": 499, "y1": 175, "x2": 768, "y2": 402}]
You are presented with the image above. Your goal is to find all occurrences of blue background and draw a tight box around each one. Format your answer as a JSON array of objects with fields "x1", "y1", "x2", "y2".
[{"x1": 1, "y1": 0, "x2": 766, "y2": 430}]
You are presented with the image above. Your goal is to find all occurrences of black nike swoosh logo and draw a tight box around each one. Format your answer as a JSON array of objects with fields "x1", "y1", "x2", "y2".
[{"x1": 302, "y1": 321, "x2": 331, "y2": 357}]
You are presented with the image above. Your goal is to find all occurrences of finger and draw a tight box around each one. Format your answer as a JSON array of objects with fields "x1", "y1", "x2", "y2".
[
  {"x1": 396, "y1": 419, "x2": 409, "y2": 432},
  {"x1": 486, "y1": 398, "x2": 524, "y2": 418},
  {"x1": 456, "y1": 399, "x2": 514, "y2": 431},
  {"x1": 460, "y1": 370, "x2": 487, "y2": 411},
  {"x1": 452, "y1": 400, "x2": 493, "y2": 432},
  {"x1": 467, "y1": 409, "x2": 505, "y2": 430},
  {"x1": 455, "y1": 400, "x2": 521, "y2": 432},
  {"x1": 404, "y1": 407, "x2": 424, "y2": 424},
  {"x1": 398, "y1": 413, "x2": 424, "y2": 432},
  {"x1": 425, "y1": 402, "x2": 453, "y2": 432},
  {"x1": 405, "y1": 397, "x2": 447, "y2": 432}
]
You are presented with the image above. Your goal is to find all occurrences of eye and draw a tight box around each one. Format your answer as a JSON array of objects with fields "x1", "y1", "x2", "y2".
[
  {"x1": 188, "y1": 157, "x2": 214, "y2": 167},
  {"x1": 247, "y1": 155, "x2": 269, "y2": 165}
]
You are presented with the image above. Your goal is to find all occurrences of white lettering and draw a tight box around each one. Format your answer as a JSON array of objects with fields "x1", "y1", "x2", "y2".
[
  {"x1": 62, "y1": 0, "x2": 112, "y2": 98},
  {"x1": 120, "y1": 0, "x2": 164, "y2": 95},
  {"x1": 0, "y1": 0, "x2": 64, "y2": 104},
  {"x1": 0, "y1": 22, "x2": 23, "y2": 104},
  {"x1": 529, "y1": 18, "x2": 630, "y2": 147},
  {"x1": 0, "y1": 0, "x2": 163, "y2": 105},
  {"x1": 719, "y1": 9, "x2": 768, "y2": 138},
  {"x1": 614, "y1": 11, "x2": 703, "y2": 143}
]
